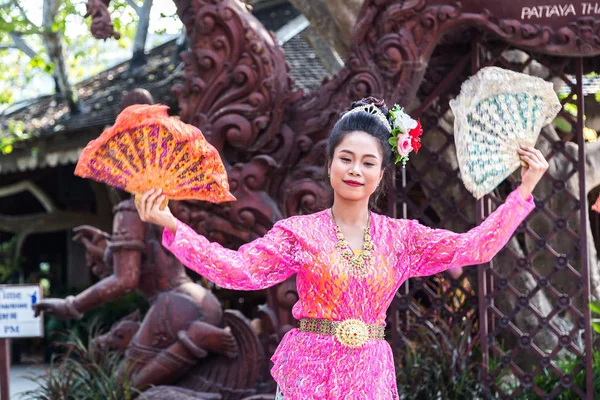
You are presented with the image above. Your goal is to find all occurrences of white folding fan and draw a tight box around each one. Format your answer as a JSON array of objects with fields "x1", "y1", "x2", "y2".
[{"x1": 449, "y1": 66, "x2": 561, "y2": 199}]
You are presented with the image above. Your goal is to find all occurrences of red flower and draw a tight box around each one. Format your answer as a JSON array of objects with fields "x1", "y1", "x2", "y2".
[{"x1": 409, "y1": 120, "x2": 423, "y2": 153}]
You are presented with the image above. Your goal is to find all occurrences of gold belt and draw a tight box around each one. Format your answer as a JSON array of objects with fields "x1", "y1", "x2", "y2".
[{"x1": 298, "y1": 318, "x2": 385, "y2": 348}]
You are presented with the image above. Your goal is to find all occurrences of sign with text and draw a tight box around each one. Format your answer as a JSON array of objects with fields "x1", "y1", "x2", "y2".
[
  {"x1": 0, "y1": 284, "x2": 43, "y2": 338},
  {"x1": 437, "y1": 1, "x2": 598, "y2": 25}
]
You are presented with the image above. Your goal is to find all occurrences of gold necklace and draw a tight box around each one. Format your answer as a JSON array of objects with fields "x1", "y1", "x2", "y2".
[{"x1": 330, "y1": 209, "x2": 373, "y2": 278}]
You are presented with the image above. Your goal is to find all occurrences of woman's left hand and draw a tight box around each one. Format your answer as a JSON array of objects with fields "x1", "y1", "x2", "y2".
[{"x1": 518, "y1": 145, "x2": 549, "y2": 199}]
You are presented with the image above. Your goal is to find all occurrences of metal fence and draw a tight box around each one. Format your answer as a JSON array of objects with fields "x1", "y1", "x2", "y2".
[{"x1": 389, "y1": 37, "x2": 594, "y2": 398}]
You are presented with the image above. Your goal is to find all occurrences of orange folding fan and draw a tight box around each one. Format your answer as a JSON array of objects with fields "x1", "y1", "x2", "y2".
[{"x1": 75, "y1": 104, "x2": 235, "y2": 208}]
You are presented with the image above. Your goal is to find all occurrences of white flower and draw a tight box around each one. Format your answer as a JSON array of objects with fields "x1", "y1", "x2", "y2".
[{"x1": 393, "y1": 110, "x2": 418, "y2": 133}]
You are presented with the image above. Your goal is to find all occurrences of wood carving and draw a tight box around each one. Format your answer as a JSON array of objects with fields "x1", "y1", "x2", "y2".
[
  {"x1": 32, "y1": 200, "x2": 268, "y2": 397},
  {"x1": 78, "y1": 0, "x2": 600, "y2": 396},
  {"x1": 80, "y1": 0, "x2": 600, "y2": 249}
]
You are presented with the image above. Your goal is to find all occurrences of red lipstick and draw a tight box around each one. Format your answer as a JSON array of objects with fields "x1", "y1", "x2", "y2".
[{"x1": 343, "y1": 180, "x2": 363, "y2": 187}]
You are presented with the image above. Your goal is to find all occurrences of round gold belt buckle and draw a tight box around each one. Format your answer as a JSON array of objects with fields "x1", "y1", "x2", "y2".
[{"x1": 334, "y1": 319, "x2": 369, "y2": 348}]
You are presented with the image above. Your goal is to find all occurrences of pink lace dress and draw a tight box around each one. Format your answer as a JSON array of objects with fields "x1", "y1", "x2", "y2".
[{"x1": 163, "y1": 188, "x2": 535, "y2": 399}]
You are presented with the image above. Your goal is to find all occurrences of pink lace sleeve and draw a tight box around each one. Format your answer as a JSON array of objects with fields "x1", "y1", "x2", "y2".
[
  {"x1": 162, "y1": 219, "x2": 300, "y2": 290},
  {"x1": 408, "y1": 187, "x2": 535, "y2": 278}
]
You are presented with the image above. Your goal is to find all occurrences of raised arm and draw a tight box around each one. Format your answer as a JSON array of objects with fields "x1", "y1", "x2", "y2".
[
  {"x1": 162, "y1": 218, "x2": 300, "y2": 291},
  {"x1": 407, "y1": 143, "x2": 548, "y2": 278},
  {"x1": 408, "y1": 187, "x2": 535, "y2": 278},
  {"x1": 72, "y1": 201, "x2": 143, "y2": 313},
  {"x1": 33, "y1": 201, "x2": 143, "y2": 320}
]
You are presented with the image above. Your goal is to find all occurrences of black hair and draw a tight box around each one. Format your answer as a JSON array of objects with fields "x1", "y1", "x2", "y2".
[
  {"x1": 327, "y1": 97, "x2": 393, "y2": 169},
  {"x1": 326, "y1": 97, "x2": 393, "y2": 207}
]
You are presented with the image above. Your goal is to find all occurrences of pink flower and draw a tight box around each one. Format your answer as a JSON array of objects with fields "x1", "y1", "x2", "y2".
[{"x1": 396, "y1": 133, "x2": 413, "y2": 157}]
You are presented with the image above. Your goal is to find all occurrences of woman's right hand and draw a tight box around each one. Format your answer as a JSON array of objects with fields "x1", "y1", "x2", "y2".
[{"x1": 136, "y1": 189, "x2": 178, "y2": 234}]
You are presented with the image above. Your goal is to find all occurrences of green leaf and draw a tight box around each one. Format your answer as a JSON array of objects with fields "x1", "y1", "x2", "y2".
[
  {"x1": 590, "y1": 301, "x2": 600, "y2": 315},
  {"x1": 564, "y1": 102, "x2": 578, "y2": 116},
  {"x1": 113, "y1": 17, "x2": 122, "y2": 31},
  {"x1": 117, "y1": 38, "x2": 129, "y2": 49},
  {"x1": 0, "y1": 88, "x2": 13, "y2": 104},
  {"x1": 44, "y1": 62, "x2": 54, "y2": 74},
  {"x1": 553, "y1": 117, "x2": 572, "y2": 132},
  {"x1": 28, "y1": 55, "x2": 45, "y2": 69},
  {"x1": 1, "y1": 144, "x2": 13, "y2": 154}
]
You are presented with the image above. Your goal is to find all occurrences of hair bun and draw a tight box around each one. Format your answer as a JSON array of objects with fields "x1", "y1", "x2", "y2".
[
  {"x1": 361, "y1": 97, "x2": 387, "y2": 109},
  {"x1": 350, "y1": 97, "x2": 389, "y2": 116}
]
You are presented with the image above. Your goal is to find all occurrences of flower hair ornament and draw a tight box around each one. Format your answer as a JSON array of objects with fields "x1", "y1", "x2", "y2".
[
  {"x1": 388, "y1": 105, "x2": 423, "y2": 167},
  {"x1": 341, "y1": 101, "x2": 423, "y2": 167}
]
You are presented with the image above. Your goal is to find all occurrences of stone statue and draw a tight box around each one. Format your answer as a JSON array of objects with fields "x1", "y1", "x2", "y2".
[
  {"x1": 33, "y1": 199, "x2": 246, "y2": 393},
  {"x1": 94, "y1": 306, "x2": 279, "y2": 400}
]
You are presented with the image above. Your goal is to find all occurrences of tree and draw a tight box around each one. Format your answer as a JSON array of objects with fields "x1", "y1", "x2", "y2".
[
  {"x1": 0, "y1": 0, "x2": 181, "y2": 156},
  {"x1": 0, "y1": 0, "x2": 81, "y2": 113},
  {"x1": 0, "y1": 0, "x2": 178, "y2": 114},
  {"x1": 126, "y1": 0, "x2": 153, "y2": 69},
  {"x1": 44, "y1": 0, "x2": 81, "y2": 113}
]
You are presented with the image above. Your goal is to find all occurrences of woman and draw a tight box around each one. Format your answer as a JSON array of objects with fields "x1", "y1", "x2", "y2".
[{"x1": 136, "y1": 98, "x2": 548, "y2": 399}]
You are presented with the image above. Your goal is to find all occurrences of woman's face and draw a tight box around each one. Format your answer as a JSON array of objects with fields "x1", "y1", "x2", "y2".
[{"x1": 329, "y1": 131, "x2": 385, "y2": 202}]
